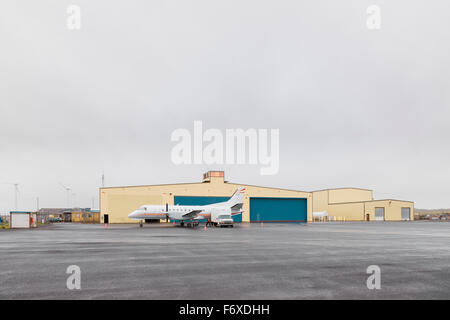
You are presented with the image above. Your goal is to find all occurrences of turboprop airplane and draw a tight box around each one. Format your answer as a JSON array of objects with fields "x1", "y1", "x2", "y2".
[{"x1": 128, "y1": 187, "x2": 245, "y2": 227}]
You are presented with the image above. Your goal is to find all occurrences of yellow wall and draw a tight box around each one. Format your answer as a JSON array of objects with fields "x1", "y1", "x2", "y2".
[
  {"x1": 322, "y1": 200, "x2": 414, "y2": 221},
  {"x1": 312, "y1": 188, "x2": 413, "y2": 221},
  {"x1": 100, "y1": 181, "x2": 312, "y2": 223},
  {"x1": 85, "y1": 212, "x2": 100, "y2": 223},
  {"x1": 328, "y1": 202, "x2": 366, "y2": 221},
  {"x1": 312, "y1": 188, "x2": 372, "y2": 217},
  {"x1": 364, "y1": 200, "x2": 414, "y2": 221},
  {"x1": 328, "y1": 188, "x2": 373, "y2": 203},
  {"x1": 71, "y1": 211, "x2": 84, "y2": 222},
  {"x1": 312, "y1": 190, "x2": 328, "y2": 212},
  {"x1": 71, "y1": 211, "x2": 101, "y2": 223}
]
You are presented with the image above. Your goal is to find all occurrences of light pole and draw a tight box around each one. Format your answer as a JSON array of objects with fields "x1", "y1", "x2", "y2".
[
  {"x1": 13, "y1": 183, "x2": 19, "y2": 210},
  {"x1": 59, "y1": 183, "x2": 71, "y2": 208},
  {"x1": 1, "y1": 183, "x2": 19, "y2": 210},
  {"x1": 72, "y1": 193, "x2": 77, "y2": 208}
]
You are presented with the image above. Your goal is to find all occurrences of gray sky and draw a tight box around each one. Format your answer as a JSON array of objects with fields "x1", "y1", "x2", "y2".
[{"x1": 1, "y1": 0, "x2": 449, "y2": 212}]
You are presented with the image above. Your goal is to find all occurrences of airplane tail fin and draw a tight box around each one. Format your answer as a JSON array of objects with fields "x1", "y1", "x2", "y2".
[{"x1": 227, "y1": 187, "x2": 246, "y2": 209}]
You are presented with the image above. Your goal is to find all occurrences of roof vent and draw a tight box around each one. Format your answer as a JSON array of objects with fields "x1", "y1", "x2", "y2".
[{"x1": 202, "y1": 171, "x2": 225, "y2": 183}]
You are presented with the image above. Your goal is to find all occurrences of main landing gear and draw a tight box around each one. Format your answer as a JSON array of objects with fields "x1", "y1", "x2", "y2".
[{"x1": 180, "y1": 221, "x2": 199, "y2": 228}]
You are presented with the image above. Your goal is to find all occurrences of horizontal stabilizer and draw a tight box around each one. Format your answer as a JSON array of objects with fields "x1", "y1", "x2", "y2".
[{"x1": 231, "y1": 203, "x2": 243, "y2": 211}]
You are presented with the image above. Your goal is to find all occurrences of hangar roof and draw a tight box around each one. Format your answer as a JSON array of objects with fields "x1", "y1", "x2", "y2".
[
  {"x1": 100, "y1": 182, "x2": 202, "y2": 189},
  {"x1": 100, "y1": 180, "x2": 311, "y2": 194},
  {"x1": 99, "y1": 171, "x2": 371, "y2": 195},
  {"x1": 311, "y1": 187, "x2": 373, "y2": 192},
  {"x1": 328, "y1": 199, "x2": 414, "y2": 204}
]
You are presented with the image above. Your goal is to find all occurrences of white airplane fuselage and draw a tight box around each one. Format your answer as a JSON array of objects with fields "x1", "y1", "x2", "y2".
[{"x1": 129, "y1": 204, "x2": 222, "y2": 221}]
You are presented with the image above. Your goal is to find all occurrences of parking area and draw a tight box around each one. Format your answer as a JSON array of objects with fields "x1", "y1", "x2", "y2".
[{"x1": 0, "y1": 221, "x2": 449, "y2": 299}]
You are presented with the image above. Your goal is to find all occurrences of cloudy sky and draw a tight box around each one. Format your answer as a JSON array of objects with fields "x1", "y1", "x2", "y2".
[{"x1": 0, "y1": 0, "x2": 449, "y2": 212}]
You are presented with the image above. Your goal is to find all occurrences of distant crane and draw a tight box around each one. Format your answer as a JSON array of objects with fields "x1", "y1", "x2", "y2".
[{"x1": 59, "y1": 183, "x2": 71, "y2": 208}]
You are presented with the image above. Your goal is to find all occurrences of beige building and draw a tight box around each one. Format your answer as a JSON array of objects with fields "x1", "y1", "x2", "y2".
[
  {"x1": 71, "y1": 210, "x2": 101, "y2": 223},
  {"x1": 312, "y1": 188, "x2": 414, "y2": 221},
  {"x1": 100, "y1": 171, "x2": 414, "y2": 224}
]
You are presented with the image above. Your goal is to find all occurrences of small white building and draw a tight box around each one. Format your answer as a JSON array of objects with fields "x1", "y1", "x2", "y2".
[{"x1": 10, "y1": 211, "x2": 35, "y2": 229}]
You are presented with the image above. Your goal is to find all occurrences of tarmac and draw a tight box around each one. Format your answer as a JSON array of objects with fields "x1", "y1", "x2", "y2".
[{"x1": 0, "y1": 221, "x2": 449, "y2": 299}]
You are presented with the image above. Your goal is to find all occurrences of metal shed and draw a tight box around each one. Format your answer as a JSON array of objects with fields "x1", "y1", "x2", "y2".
[{"x1": 10, "y1": 211, "x2": 32, "y2": 228}]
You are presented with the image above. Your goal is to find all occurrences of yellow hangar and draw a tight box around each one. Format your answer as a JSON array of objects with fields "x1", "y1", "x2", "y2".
[
  {"x1": 100, "y1": 171, "x2": 414, "y2": 224},
  {"x1": 100, "y1": 171, "x2": 311, "y2": 224}
]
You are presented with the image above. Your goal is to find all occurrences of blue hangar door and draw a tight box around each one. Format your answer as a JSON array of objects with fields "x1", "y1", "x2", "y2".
[
  {"x1": 250, "y1": 197, "x2": 307, "y2": 222},
  {"x1": 174, "y1": 196, "x2": 242, "y2": 222}
]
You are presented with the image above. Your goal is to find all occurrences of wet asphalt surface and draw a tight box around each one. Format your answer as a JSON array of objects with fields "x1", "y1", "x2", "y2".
[{"x1": 0, "y1": 221, "x2": 449, "y2": 299}]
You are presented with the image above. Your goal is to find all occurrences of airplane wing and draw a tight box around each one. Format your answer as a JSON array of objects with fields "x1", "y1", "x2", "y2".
[{"x1": 181, "y1": 210, "x2": 203, "y2": 219}]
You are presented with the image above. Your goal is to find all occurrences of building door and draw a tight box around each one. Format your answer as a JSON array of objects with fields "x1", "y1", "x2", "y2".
[
  {"x1": 104, "y1": 214, "x2": 109, "y2": 224},
  {"x1": 401, "y1": 207, "x2": 411, "y2": 221},
  {"x1": 250, "y1": 197, "x2": 307, "y2": 222},
  {"x1": 375, "y1": 207, "x2": 385, "y2": 221}
]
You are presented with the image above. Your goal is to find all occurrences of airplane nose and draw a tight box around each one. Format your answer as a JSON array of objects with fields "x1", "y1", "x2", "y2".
[{"x1": 128, "y1": 211, "x2": 137, "y2": 218}]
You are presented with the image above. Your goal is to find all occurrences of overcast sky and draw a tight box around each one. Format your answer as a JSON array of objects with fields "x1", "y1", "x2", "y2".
[{"x1": 0, "y1": 0, "x2": 449, "y2": 212}]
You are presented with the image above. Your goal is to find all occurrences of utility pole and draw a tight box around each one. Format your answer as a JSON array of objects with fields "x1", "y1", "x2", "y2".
[
  {"x1": 59, "y1": 183, "x2": 71, "y2": 208},
  {"x1": 0, "y1": 182, "x2": 19, "y2": 211},
  {"x1": 72, "y1": 193, "x2": 77, "y2": 208},
  {"x1": 36, "y1": 197, "x2": 40, "y2": 211},
  {"x1": 13, "y1": 183, "x2": 19, "y2": 210}
]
